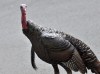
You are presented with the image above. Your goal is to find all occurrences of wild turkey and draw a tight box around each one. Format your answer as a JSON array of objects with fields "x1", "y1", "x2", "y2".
[{"x1": 20, "y1": 4, "x2": 100, "y2": 74}]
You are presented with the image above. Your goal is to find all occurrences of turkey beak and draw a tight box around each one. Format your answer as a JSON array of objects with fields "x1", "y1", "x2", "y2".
[{"x1": 20, "y1": 4, "x2": 28, "y2": 29}]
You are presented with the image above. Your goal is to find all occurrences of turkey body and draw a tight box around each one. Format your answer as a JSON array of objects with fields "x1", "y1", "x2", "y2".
[
  {"x1": 23, "y1": 21, "x2": 100, "y2": 74},
  {"x1": 23, "y1": 26, "x2": 74, "y2": 63},
  {"x1": 23, "y1": 21, "x2": 87, "y2": 74},
  {"x1": 20, "y1": 4, "x2": 100, "y2": 74}
]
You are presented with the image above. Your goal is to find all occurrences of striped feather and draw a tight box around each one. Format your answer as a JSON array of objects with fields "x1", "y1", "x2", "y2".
[{"x1": 62, "y1": 49, "x2": 87, "y2": 74}]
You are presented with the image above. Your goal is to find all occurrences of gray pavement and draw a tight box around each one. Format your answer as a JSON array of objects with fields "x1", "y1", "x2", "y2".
[{"x1": 0, "y1": 0, "x2": 100, "y2": 74}]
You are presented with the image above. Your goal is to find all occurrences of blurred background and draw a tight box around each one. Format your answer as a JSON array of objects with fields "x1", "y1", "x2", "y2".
[{"x1": 0, "y1": 0, "x2": 100, "y2": 74}]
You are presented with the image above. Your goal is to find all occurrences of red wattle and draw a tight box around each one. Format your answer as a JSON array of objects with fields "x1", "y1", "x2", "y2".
[{"x1": 21, "y1": 13, "x2": 28, "y2": 29}]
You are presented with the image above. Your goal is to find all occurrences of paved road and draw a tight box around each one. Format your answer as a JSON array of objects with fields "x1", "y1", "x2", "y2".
[{"x1": 0, "y1": 0, "x2": 100, "y2": 74}]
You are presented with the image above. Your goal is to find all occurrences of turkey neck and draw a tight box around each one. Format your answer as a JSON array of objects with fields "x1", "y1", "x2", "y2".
[{"x1": 20, "y1": 4, "x2": 28, "y2": 29}]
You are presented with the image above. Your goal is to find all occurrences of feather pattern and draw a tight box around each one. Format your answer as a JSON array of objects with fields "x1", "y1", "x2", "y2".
[
  {"x1": 38, "y1": 25, "x2": 99, "y2": 73},
  {"x1": 62, "y1": 49, "x2": 87, "y2": 74},
  {"x1": 32, "y1": 23, "x2": 98, "y2": 73}
]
